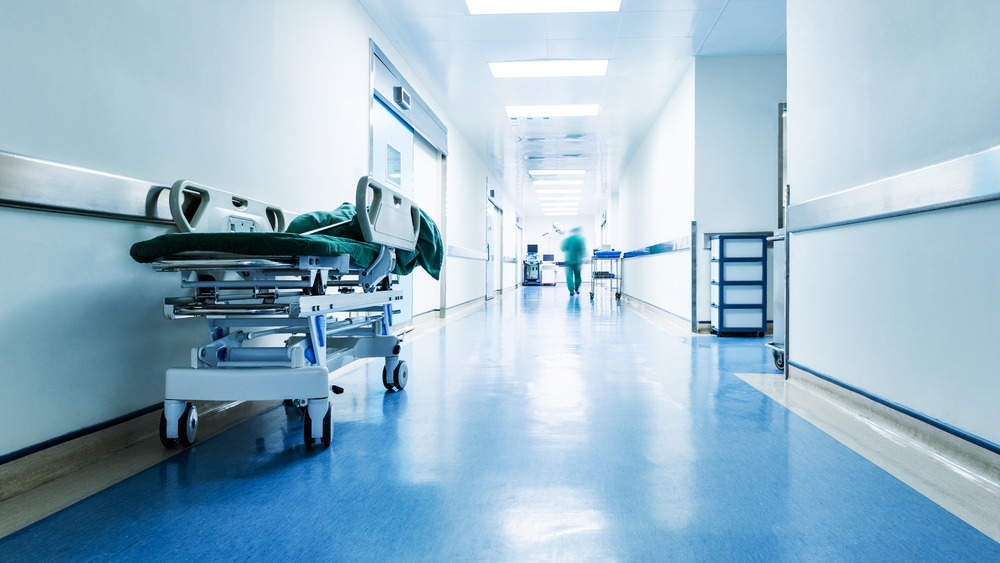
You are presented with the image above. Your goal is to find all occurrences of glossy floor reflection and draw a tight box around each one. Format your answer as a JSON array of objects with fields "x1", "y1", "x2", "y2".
[{"x1": 2, "y1": 287, "x2": 998, "y2": 560}]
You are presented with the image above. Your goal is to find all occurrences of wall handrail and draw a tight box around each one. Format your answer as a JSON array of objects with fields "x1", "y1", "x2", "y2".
[
  {"x1": 0, "y1": 150, "x2": 173, "y2": 224},
  {"x1": 620, "y1": 234, "x2": 692, "y2": 259},
  {"x1": 787, "y1": 145, "x2": 1000, "y2": 233}
]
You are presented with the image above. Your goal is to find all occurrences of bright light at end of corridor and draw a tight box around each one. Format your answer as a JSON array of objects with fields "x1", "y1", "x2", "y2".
[
  {"x1": 533, "y1": 180, "x2": 584, "y2": 185},
  {"x1": 506, "y1": 104, "x2": 600, "y2": 118},
  {"x1": 528, "y1": 169, "x2": 586, "y2": 176}
]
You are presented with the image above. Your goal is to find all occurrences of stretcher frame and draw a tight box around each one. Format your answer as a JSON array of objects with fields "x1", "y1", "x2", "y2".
[{"x1": 151, "y1": 176, "x2": 419, "y2": 448}]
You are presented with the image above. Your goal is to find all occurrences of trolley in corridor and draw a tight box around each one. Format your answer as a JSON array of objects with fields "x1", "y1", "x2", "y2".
[{"x1": 590, "y1": 250, "x2": 622, "y2": 300}]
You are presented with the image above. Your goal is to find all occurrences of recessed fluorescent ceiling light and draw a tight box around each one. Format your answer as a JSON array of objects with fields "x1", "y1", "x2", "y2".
[
  {"x1": 489, "y1": 60, "x2": 608, "y2": 78},
  {"x1": 467, "y1": 0, "x2": 621, "y2": 15},
  {"x1": 506, "y1": 104, "x2": 600, "y2": 118},
  {"x1": 538, "y1": 196, "x2": 580, "y2": 200},
  {"x1": 535, "y1": 189, "x2": 582, "y2": 194},
  {"x1": 528, "y1": 169, "x2": 586, "y2": 176},
  {"x1": 533, "y1": 180, "x2": 585, "y2": 185}
]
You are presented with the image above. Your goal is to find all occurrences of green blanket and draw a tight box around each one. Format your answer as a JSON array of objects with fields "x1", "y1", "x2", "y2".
[{"x1": 130, "y1": 203, "x2": 443, "y2": 280}]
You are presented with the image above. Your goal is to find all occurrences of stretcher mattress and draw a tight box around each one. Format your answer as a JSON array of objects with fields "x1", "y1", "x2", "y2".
[{"x1": 130, "y1": 202, "x2": 444, "y2": 279}]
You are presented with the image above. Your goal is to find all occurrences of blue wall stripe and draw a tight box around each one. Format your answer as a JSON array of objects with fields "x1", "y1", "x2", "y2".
[{"x1": 788, "y1": 360, "x2": 1000, "y2": 457}]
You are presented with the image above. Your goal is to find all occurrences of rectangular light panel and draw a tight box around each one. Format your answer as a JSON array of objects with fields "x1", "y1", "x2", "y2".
[
  {"x1": 533, "y1": 180, "x2": 585, "y2": 185},
  {"x1": 467, "y1": 0, "x2": 621, "y2": 14},
  {"x1": 506, "y1": 104, "x2": 600, "y2": 118},
  {"x1": 489, "y1": 60, "x2": 608, "y2": 78},
  {"x1": 534, "y1": 189, "x2": 582, "y2": 194},
  {"x1": 528, "y1": 169, "x2": 586, "y2": 176}
]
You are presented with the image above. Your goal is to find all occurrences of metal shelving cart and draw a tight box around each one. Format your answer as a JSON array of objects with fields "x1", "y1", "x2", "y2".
[{"x1": 590, "y1": 250, "x2": 622, "y2": 300}]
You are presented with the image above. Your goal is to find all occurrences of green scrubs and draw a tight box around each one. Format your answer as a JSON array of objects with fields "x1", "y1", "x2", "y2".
[{"x1": 561, "y1": 232, "x2": 586, "y2": 295}]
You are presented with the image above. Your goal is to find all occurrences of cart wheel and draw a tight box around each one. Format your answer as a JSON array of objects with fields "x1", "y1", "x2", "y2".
[
  {"x1": 383, "y1": 361, "x2": 408, "y2": 392},
  {"x1": 773, "y1": 350, "x2": 785, "y2": 371},
  {"x1": 393, "y1": 361, "x2": 408, "y2": 391},
  {"x1": 178, "y1": 402, "x2": 198, "y2": 447},
  {"x1": 303, "y1": 403, "x2": 333, "y2": 448},
  {"x1": 589, "y1": 292, "x2": 594, "y2": 300},
  {"x1": 158, "y1": 412, "x2": 177, "y2": 448},
  {"x1": 615, "y1": 292, "x2": 621, "y2": 300}
]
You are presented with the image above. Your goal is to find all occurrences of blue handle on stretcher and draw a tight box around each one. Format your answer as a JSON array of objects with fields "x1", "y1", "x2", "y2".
[{"x1": 382, "y1": 304, "x2": 393, "y2": 335}]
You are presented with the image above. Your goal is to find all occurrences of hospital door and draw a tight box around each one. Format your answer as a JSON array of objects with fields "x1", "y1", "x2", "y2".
[{"x1": 371, "y1": 98, "x2": 414, "y2": 326}]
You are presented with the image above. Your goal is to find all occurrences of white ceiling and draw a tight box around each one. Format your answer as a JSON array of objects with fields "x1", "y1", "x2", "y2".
[{"x1": 357, "y1": 0, "x2": 785, "y2": 218}]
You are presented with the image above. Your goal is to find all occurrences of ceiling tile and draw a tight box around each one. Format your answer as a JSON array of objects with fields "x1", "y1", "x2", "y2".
[
  {"x1": 387, "y1": 0, "x2": 471, "y2": 17},
  {"x1": 543, "y1": 13, "x2": 621, "y2": 40},
  {"x1": 478, "y1": 40, "x2": 548, "y2": 62},
  {"x1": 545, "y1": 39, "x2": 617, "y2": 60},
  {"x1": 767, "y1": 30, "x2": 787, "y2": 53},
  {"x1": 470, "y1": 14, "x2": 548, "y2": 41},
  {"x1": 697, "y1": 27, "x2": 777, "y2": 56},
  {"x1": 393, "y1": 16, "x2": 477, "y2": 43},
  {"x1": 619, "y1": 11, "x2": 700, "y2": 38},
  {"x1": 714, "y1": 0, "x2": 785, "y2": 29},
  {"x1": 613, "y1": 37, "x2": 691, "y2": 60},
  {"x1": 409, "y1": 40, "x2": 484, "y2": 64}
]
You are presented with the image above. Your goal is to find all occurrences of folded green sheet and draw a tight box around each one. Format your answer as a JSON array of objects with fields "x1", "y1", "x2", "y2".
[{"x1": 129, "y1": 203, "x2": 443, "y2": 280}]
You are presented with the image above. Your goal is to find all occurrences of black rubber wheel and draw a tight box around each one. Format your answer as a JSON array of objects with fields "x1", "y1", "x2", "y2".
[
  {"x1": 773, "y1": 350, "x2": 785, "y2": 371},
  {"x1": 321, "y1": 404, "x2": 332, "y2": 447},
  {"x1": 393, "y1": 361, "x2": 408, "y2": 391},
  {"x1": 158, "y1": 412, "x2": 177, "y2": 448},
  {"x1": 178, "y1": 402, "x2": 198, "y2": 447},
  {"x1": 589, "y1": 292, "x2": 594, "y2": 300},
  {"x1": 382, "y1": 366, "x2": 395, "y2": 391},
  {"x1": 616, "y1": 292, "x2": 621, "y2": 300},
  {"x1": 304, "y1": 403, "x2": 333, "y2": 448}
]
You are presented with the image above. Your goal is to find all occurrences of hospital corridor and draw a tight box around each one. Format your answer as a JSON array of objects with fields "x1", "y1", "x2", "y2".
[{"x1": 2, "y1": 0, "x2": 1000, "y2": 561}]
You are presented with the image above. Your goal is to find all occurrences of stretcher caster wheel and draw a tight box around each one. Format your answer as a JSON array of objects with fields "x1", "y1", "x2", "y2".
[
  {"x1": 773, "y1": 350, "x2": 785, "y2": 371},
  {"x1": 303, "y1": 402, "x2": 332, "y2": 448},
  {"x1": 158, "y1": 413, "x2": 177, "y2": 448},
  {"x1": 382, "y1": 360, "x2": 408, "y2": 392},
  {"x1": 589, "y1": 292, "x2": 594, "y2": 300},
  {"x1": 179, "y1": 402, "x2": 198, "y2": 447}
]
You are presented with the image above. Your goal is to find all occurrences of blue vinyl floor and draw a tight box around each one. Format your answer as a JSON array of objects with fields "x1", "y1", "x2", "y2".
[{"x1": 2, "y1": 287, "x2": 999, "y2": 561}]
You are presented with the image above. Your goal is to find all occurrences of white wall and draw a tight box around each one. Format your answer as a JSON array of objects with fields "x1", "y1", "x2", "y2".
[
  {"x1": 0, "y1": 0, "x2": 492, "y2": 456},
  {"x1": 789, "y1": 1, "x2": 1000, "y2": 204},
  {"x1": 617, "y1": 65, "x2": 695, "y2": 318},
  {"x1": 443, "y1": 132, "x2": 490, "y2": 308},
  {"x1": 788, "y1": 0, "x2": 1000, "y2": 445},
  {"x1": 502, "y1": 207, "x2": 517, "y2": 289},
  {"x1": 694, "y1": 55, "x2": 786, "y2": 325},
  {"x1": 619, "y1": 64, "x2": 695, "y2": 254}
]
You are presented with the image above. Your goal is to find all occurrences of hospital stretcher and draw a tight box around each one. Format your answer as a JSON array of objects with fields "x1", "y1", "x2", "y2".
[{"x1": 131, "y1": 176, "x2": 439, "y2": 448}]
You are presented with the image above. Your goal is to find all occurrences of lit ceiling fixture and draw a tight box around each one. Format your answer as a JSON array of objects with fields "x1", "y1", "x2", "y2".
[
  {"x1": 489, "y1": 60, "x2": 608, "y2": 78},
  {"x1": 535, "y1": 189, "x2": 582, "y2": 194},
  {"x1": 467, "y1": 0, "x2": 621, "y2": 15},
  {"x1": 533, "y1": 180, "x2": 584, "y2": 185},
  {"x1": 528, "y1": 169, "x2": 586, "y2": 176},
  {"x1": 506, "y1": 104, "x2": 600, "y2": 118}
]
